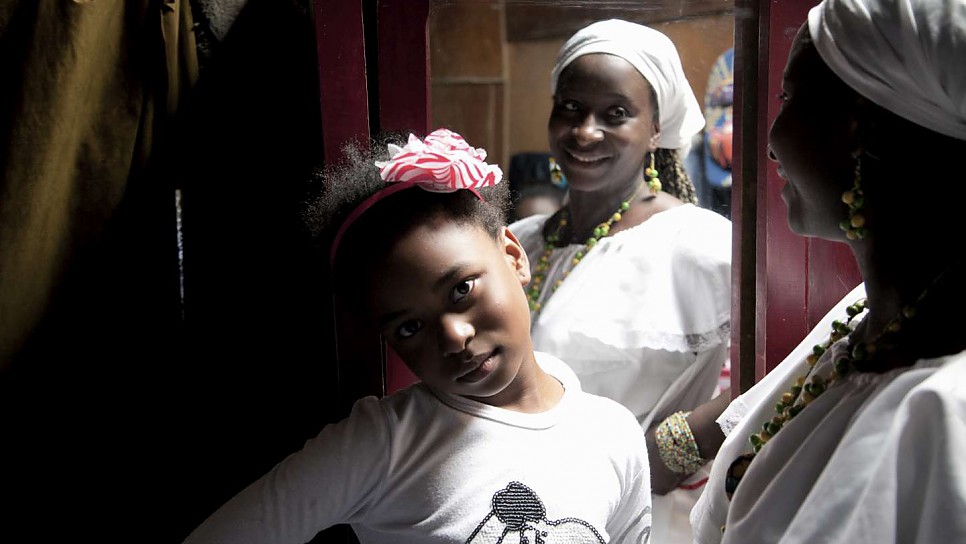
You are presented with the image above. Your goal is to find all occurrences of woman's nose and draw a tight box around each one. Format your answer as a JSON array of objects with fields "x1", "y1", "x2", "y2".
[
  {"x1": 573, "y1": 114, "x2": 604, "y2": 145},
  {"x1": 767, "y1": 146, "x2": 778, "y2": 162},
  {"x1": 439, "y1": 314, "x2": 474, "y2": 356}
]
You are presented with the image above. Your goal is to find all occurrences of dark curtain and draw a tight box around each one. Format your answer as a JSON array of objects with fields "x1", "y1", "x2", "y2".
[{"x1": 0, "y1": 1, "x2": 340, "y2": 542}]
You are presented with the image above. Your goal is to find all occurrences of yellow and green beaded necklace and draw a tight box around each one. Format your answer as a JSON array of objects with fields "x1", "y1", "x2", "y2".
[{"x1": 525, "y1": 180, "x2": 649, "y2": 314}]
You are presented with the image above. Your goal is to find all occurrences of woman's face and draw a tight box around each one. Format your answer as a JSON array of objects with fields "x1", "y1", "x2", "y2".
[
  {"x1": 769, "y1": 26, "x2": 857, "y2": 240},
  {"x1": 548, "y1": 54, "x2": 661, "y2": 194}
]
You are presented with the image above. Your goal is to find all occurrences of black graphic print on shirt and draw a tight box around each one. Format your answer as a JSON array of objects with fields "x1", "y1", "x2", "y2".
[{"x1": 465, "y1": 481, "x2": 606, "y2": 543}]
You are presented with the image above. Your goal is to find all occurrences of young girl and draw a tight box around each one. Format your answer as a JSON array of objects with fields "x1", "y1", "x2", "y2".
[{"x1": 182, "y1": 129, "x2": 652, "y2": 544}]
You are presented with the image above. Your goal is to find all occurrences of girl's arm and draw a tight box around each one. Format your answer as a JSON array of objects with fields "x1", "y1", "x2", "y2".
[{"x1": 182, "y1": 397, "x2": 390, "y2": 544}]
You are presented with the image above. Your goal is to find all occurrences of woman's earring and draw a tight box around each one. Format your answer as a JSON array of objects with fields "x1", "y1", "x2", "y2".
[
  {"x1": 548, "y1": 157, "x2": 567, "y2": 187},
  {"x1": 645, "y1": 152, "x2": 662, "y2": 193},
  {"x1": 840, "y1": 151, "x2": 867, "y2": 240}
]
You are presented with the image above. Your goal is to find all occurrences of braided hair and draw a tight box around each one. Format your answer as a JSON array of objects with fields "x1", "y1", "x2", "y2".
[
  {"x1": 647, "y1": 85, "x2": 698, "y2": 205},
  {"x1": 653, "y1": 147, "x2": 697, "y2": 204}
]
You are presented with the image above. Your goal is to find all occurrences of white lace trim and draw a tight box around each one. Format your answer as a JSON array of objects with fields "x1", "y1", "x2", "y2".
[
  {"x1": 580, "y1": 318, "x2": 732, "y2": 354},
  {"x1": 716, "y1": 396, "x2": 748, "y2": 437}
]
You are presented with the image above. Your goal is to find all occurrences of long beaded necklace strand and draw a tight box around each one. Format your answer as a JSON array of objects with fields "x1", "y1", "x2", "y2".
[
  {"x1": 526, "y1": 181, "x2": 648, "y2": 313},
  {"x1": 724, "y1": 257, "x2": 963, "y2": 506}
]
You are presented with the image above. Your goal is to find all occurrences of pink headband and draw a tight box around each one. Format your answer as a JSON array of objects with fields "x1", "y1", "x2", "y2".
[{"x1": 329, "y1": 129, "x2": 503, "y2": 267}]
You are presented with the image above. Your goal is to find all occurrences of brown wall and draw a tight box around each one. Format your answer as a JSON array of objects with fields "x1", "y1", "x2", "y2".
[
  {"x1": 430, "y1": 2, "x2": 733, "y2": 173},
  {"x1": 429, "y1": 1, "x2": 506, "y2": 168}
]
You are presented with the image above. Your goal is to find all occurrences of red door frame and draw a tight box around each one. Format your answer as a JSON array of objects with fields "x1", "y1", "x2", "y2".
[
  {"x1": 731, "y1": 0, "x2": 861, "y2": 394},
  {"x1": 313, "y1": 0, "x2": 429, "y2": 405}
]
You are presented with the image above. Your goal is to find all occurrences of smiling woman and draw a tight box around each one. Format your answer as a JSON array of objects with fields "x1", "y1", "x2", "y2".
[{"x1": 508, "y1": 19, "x2": 733, "y2": 544}]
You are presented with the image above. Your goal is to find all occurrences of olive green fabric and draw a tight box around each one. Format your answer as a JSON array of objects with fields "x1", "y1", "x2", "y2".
[{"x1": 0, "y1": 0, "x2": 198, "y2": 369}]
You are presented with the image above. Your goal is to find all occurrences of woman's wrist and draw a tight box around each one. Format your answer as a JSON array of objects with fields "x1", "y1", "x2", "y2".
[{"x1": 655, "y1": 411, "x2": 707, "y2": 475}]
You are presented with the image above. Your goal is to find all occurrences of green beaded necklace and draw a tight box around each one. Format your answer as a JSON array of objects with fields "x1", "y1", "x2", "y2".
[
  {"x1": 725, "y1": 258, "x2": 963, "y2": 505},
  {"x1": 750, "y1": 298, "x2": 870, "y2": 453},
  {"x1": 525, "y1": 181, "x2": 648, "y2": 314},
  {"x1": 724, "y1": 298, "x2": 885, "y2": 504}
]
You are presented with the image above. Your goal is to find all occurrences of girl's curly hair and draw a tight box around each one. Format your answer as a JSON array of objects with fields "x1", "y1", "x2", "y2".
[{"x1": 303, "y1": 132, "x2": 510, "y2": 303}]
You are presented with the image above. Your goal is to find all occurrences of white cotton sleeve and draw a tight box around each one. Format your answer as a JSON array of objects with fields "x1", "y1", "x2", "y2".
[{"x1": 182, "y1": 396, "x2": 391, "y2": 544}]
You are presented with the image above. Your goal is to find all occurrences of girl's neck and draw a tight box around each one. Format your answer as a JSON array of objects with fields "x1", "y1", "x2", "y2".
[{"x1": 469, "y1": 353, "x2": 564, "y2": 413}]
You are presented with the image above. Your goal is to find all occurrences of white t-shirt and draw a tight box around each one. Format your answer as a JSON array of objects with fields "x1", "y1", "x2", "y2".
[
  {"x1": 183, "y1": 352, "x2": 653, "y2": 544},
  {"x1": 510, "y1": 204, "x2": 732, "y2": 544},
  {"x1": 692, "y1": 282, "x2": 966, "y2": 543}
]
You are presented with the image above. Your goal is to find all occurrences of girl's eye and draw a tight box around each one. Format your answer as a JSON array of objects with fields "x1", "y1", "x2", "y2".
[
  {"x1": 451, "y1": 278, "x2": 477, "y2": 303},
  {"x1": 777, "y1": 91, "x2": 789, "y2": 103},
  {"x1": 396, "y1": 320, "x2": 423, "y2": 339}
]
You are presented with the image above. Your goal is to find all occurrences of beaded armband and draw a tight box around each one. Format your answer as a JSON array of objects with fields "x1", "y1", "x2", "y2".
[{"x1": 655, "y1": 411, "x2": 707, "y2": 475}]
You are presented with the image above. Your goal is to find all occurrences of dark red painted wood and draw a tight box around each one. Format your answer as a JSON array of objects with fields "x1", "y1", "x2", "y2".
[
  {"x1": 377, "y1": 0, "x2": 430, "y2": 394},
  {"x1": 314, "y1": 0, "x2": 371, "y2": 164},
  {"x1": 733, "y1": 1, "x2": 861, "y2": 391},
  {"x1": 314, "y1": 0, "x2": 431, "y2": 398},
  {"x1": 377, "y1": 0, "x2": 431, "y2": 134},
  {"x1": 750, "y1": 0, "x2": 861, "y2": 380},
  {"x1": 313, "y1": 0, "x2": 385, "y2": 409},
  {"x1": 758, "y1": 1, "x2": 810, "y2": 379}
]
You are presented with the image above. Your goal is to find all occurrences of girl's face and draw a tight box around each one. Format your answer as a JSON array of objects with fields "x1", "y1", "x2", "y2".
[
  {"x1": 366, "y1": 220, "x2": 536, "y2": 407},
  {"x1": 548, "y1": 54, "x2": 661, "y2": 194},
  {"x1": 769, "y1": 26, "x2": 857, "y2": 240}
]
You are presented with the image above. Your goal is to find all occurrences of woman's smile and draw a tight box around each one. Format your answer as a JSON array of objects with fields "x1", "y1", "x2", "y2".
[{"x1": 564, "y1": 149, "x2": 612, "y2": 166}]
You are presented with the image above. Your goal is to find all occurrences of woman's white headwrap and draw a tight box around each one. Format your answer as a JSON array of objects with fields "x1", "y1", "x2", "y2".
[
  {"x1": 550, "y1": 19, "x2": 705, "y2": 151},
  {"x1": 809, "y1": 0, "x2": 966, "y2": 141}
]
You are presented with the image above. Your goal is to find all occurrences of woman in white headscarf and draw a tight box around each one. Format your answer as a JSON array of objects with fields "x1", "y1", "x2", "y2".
[
  {"x1": 691, "y1": 0, "x2": 966, "y2": 542},
  {"x1": 508, "y1": 19, "x2": 733, "y2": 544}
]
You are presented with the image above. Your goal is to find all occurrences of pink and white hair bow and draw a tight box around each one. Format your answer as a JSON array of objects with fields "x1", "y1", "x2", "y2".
[
  {"x1": 330, "y1": 129, "x2": 501, "y2": 267},
  {"x1": 374, "y1": 128, "x2": 503, "y2": 190}
]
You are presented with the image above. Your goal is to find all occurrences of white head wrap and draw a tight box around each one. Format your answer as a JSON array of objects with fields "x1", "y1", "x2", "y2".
[
  {"x1": 550, "y1": 19, "x2": 705, "y2": 151},
  {"x1": 809, "y1": 0, "x2": 966, "y2": 141}
]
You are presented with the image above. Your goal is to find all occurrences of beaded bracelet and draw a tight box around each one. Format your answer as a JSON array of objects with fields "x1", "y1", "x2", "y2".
[{"x1": 655, "y1": 411, "x2": 706, "y2": 475}]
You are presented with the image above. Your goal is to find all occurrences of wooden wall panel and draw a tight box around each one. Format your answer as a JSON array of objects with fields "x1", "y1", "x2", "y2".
[
  {"x1": 505, "y1": 0, "x2": 735, "y2": 42},
  {"x1": 429, "y1": 0, "x2": 506, "y2": 166},
  {"x1": 431, "y1": 82, "x2": 506, "y2": 168},
  {"x1": 430, "y1": 1, "x2": 504, "y2": 79},
  {"x1": 505, "y1": 39, "x2": 558, "y2": 156}
]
